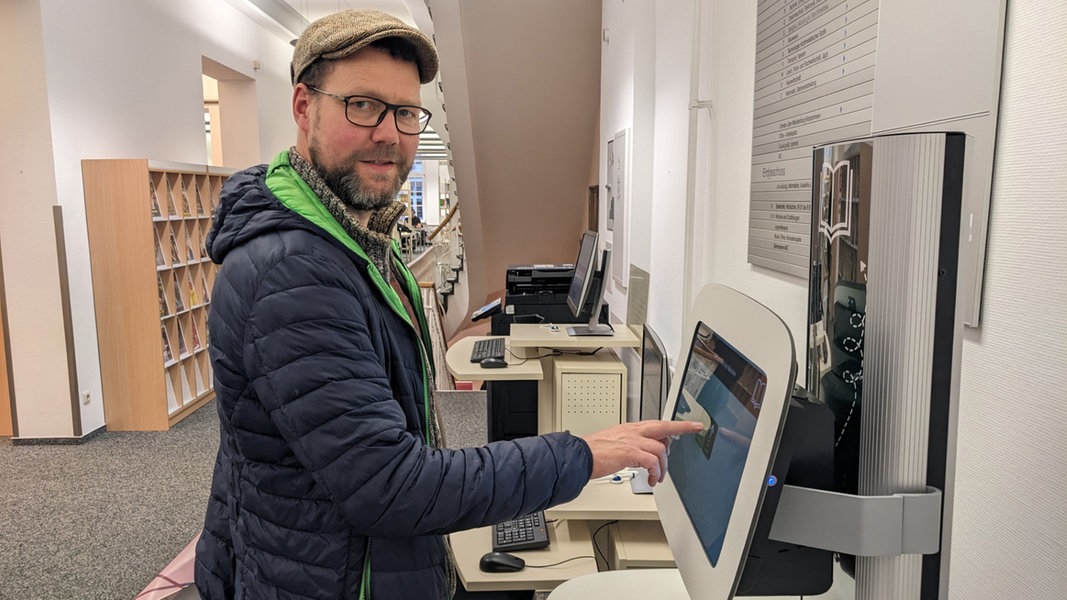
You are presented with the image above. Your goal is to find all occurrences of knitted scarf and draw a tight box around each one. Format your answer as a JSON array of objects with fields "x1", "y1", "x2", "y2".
[{"x1": 287, "y1": 148, "x2": 405, "y2": 283}]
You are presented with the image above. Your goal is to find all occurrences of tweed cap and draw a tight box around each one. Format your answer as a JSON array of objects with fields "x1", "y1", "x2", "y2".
[{"x1": 291, "y1": 9, "x2": 438, "y2": 85}]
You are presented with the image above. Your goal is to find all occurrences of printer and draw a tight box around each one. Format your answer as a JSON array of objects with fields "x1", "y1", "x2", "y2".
[
  {"x1": 505, "y1": 263, "x2": 573, "y2": 296},
  {"x1": 488, "y1": 264, "x2": 608, "y2": 441}
]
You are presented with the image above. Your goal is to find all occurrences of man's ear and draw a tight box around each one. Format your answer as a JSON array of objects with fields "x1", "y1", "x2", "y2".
[{"x1": 293, "y1": 84, "x2": 312, "y2": 131}]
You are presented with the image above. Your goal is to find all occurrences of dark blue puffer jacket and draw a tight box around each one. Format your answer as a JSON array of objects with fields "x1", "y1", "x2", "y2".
[{"x1": 194, "y1": 153, "x2": 593, "y2": 600}]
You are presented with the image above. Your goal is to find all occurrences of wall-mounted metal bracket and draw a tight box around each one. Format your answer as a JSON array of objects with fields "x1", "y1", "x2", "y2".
[{"x1": 768, "y1": 485, "x2": 943, "y2": 557}]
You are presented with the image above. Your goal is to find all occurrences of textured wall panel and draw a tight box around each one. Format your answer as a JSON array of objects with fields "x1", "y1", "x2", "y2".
[{"x1": 947, "y1": 1, "x2": 1067, "y2": 598}]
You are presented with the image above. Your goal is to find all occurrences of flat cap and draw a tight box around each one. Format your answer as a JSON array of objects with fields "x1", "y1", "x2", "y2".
[{"x1": 291, "y1": 9, "x2": 438, "y2": 85}]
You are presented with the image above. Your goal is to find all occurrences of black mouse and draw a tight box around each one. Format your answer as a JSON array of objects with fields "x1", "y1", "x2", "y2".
[
  {"x1": 479, "y1": 551, "x2": 525, "y2": 573},
  {"x1": 479, "y1": 357, "x2": 508, "y2": 369}
]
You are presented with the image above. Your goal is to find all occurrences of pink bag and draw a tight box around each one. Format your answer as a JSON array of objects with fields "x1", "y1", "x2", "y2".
[{"x1": 135, "y1": 534, "x2": 198, "y2": 599}]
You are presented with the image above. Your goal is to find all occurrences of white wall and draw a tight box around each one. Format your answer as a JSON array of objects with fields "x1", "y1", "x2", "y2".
[
  {"x1": 602, "y1": 0, "x2": 1066, "y2": 598},
  {"x1": 420, "y1": 159, "x2": 445, "y2": 227},
  {"x1": 4, "y1": 0, "x2": 296, "y2": 437},
  {"x1": 0, "y1": 0, "x2": 72, "y2": 438},
  {"x1": 602, "y1": 0, "x2": 809, "y2": 364},
  {"x1": 646, "y1": 1, "x2": 696, "y2": 359},
  {"x1": 947, "y1": 2, "x2": 1067, "y2": 598}
]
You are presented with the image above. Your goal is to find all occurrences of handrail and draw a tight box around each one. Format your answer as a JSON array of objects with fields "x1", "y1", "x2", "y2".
[{"x1": 428, "y1": 203, "x2": 460, "y2": 242}]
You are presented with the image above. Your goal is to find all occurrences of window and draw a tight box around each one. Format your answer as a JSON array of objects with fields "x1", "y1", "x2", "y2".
[{"x1": 409, "y1": 174, "x2": 424, "y2": 220}]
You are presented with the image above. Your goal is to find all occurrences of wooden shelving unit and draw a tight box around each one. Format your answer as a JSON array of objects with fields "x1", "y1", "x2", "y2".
[{"x1": 82, "y1": 159, "x2": 235, "y2": 430}]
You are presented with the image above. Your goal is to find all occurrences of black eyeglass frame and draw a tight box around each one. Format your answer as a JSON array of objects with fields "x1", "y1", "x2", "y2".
[{"x1": 306, "y1": 85, "x2": 432, "y2": 135}]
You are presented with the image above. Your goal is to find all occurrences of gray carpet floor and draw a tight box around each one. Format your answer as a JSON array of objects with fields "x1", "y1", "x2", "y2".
[
  {"x1": 0, "y1": 390, "x2": 491, "y2": 600},
  {"x1": 0, "y1": 405, "x2": 219, "y2": 600}
]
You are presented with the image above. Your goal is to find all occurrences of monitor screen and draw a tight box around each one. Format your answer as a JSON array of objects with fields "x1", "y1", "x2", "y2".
[
  {"x1": 654, "y1": 283, "x2": 796, "y2": 600},
  {"x1": 565, "y1": 231, "x2": 599, "y2": 318},
  {"x1": 640, "y1": 324, "x2": 670, "y2": 421},
  {"x1": 668, "y1": 322, "x2": 767, "y2": 566},
  {"x1": 566, "y1": 248, "x2": 614, "y2": 336}
]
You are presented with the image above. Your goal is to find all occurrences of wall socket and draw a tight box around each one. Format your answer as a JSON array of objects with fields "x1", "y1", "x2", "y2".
[{"x1": 81, "y1": 390, "x2": 91, "y2": 405}]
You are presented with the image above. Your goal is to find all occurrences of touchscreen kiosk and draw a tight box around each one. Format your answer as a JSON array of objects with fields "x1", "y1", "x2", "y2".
[{"x1": 655, "y1": 284, "x2": 797, "y2": 599}]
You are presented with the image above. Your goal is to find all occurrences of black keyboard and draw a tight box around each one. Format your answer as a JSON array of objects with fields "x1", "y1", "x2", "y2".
[
  {"x1": 469, "y1": 337, "x2": 506, "y2": 363},
  {"x1": 492, "y1": 510, "x2": 550, "y2": 552}
]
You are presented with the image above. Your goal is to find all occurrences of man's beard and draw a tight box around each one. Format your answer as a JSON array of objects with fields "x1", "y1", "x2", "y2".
[{"x1": 309, "y1": 144, "x2": 412, "y2": 211}]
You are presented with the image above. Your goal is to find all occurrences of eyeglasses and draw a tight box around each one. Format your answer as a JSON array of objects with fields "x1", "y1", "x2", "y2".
[{"x1": 307, "y1": 86, "x2": 432, "y2": 135}]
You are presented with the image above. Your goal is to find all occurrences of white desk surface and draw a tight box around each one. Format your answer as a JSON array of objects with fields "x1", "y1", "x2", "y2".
[
  {"x1": 545, "y1": 478, "x2": 659, "y2": 521},
  {"x1": 547, "y1": 568, "x2": 689, "y2": 599},
  {"x1": 450, "y1": 519, "x2": 597, "y2": 592},
  {"x1": 444, "y1": 335, "x2": 544, "y2": 381},
  {"x1": 608, "y1": 520, "x2": 676, "y2": 570},
  {"x1": 507, "y1": 323, "x2": 640, "y2": 350}
]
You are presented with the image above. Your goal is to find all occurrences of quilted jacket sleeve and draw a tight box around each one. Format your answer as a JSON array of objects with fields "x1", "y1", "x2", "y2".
[{"x1": 245, "y1": 246, "x2": 592, "y2": 538}]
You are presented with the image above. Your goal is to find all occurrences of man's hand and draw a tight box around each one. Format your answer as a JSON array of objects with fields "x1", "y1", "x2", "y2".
[{"x1": 580, "y1": 420, "x2": 705, "y2": 488}]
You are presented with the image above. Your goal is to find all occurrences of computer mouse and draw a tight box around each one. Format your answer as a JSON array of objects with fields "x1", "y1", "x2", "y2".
[
  {"x1": 479, "y1": 551, "x2": 526, "y2": 573},
  {"x1": 479, "y1": 357, "x2": 508, "y2": 369}
]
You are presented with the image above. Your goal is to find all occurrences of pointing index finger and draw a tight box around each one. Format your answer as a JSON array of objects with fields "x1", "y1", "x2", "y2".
[{"x1": 639, "y1": 419, "x2": 704, "y2": 438}]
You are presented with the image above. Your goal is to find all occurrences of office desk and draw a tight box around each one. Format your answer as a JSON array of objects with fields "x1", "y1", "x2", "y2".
[
  {"x1": 445, "y1": 326, "x2": 662, "y2": 593},
  {"x1": 546, "y1": 479, "x2": 658, "y2": 522},
  {"x1": 546, "y1": 569, "x2": 689, "y2": 599},
  {"x1": 445, "y1": 325, "x2": 639, "y2": 436},
  {"x1": 448, "y1": 480, "x2": 665, "y2": 592},
  {"x1": 445, "y1": 336, "x2": 544, "y2": 381},
  {"x1": 606, "y1": 520, "x2": 675, "y2": 570},
  {"x1": 505, "y1": 323, "x2": 639, "y2": 358},
  {"x1": 450, "y1": 519, "x2": 598, "y2": 592}
]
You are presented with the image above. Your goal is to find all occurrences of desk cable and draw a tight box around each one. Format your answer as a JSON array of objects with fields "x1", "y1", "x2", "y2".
[
  {"x1": 501, "y1": 344, "x2": 605, "y2": 367},
  {"x1": 544, "y1": 346, "x2": 605, "y2": 357},
  {"x1": 524, "y1": 555, "x2": 595, "y2": 569},
  {"x1": 522, "y1": 519, "x2": 618, "y2": 570},
  {"x1": 501, "y1": 346, "x2": 562, "y2": 366},
  {"x1": 591, "y1": 519, "x2": 619, "y2": 567}
]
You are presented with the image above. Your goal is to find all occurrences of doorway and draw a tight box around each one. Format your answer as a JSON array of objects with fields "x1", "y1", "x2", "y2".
[{"x1": 201, "y1": 57, "x2": 259, "y2": 169}]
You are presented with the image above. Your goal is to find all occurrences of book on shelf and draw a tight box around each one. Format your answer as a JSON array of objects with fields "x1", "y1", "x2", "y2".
[
  {"x1": 190, "y1": 319, "x2": 203, "y2": 351},
  {"x1": 161, "y1": 325, "x2": 173, "y2": 363},
  {"x1": 181, "y1": 178, "x2": 192, "y2": 216},
  {"x1": 169, "y1": 229, "x2": 181, "y2": 264},
  {"x1": 150, "y1": 176, "x2": 161, "y2": 217},
  {"x1": 201, "y1": 272, "x2": 211, "y2": 304},
  {"x1": 176, "y1": 319, "x2": 188, "y2": 356},
  {"x1": 162, "y1": 174, "x2": 177, "y2": 216},
  {"x1": 158, "y1": 275, "x2": 169, "y2": 316},
  {"x1": 195, "y1": 184, "x2": 205, "y2": 215},
  {"x1": 154, "y1": 229, "x2": 166, "y2": 267},
  {"x1": 185, "y1": 228, "x2": 195, "y2": 262},
  {"x1": 172, "y1": 271, "x2": 185, "y2": 312},
  {"x1": 188, "y1": 274, "x2": 199, "y2": 306}
]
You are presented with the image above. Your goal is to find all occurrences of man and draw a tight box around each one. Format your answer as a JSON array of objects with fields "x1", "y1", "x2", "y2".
[{"x1": 194, "y1": 9, "x2": 701, "y2": 600}]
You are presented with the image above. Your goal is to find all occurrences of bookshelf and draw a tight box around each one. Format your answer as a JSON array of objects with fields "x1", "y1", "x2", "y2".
[{"x1": 82, "y1": 159, "x2": 235, "y2": 430}]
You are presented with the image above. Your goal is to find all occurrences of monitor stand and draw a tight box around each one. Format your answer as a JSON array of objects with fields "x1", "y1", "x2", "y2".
[{"x1": 566, "y1": 323, "x2": 614, "y2": 336}]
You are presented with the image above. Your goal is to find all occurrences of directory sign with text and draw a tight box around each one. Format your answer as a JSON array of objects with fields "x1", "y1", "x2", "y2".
[{"x1": 749, "y1": 0, "x2": 878, "y2": 278}]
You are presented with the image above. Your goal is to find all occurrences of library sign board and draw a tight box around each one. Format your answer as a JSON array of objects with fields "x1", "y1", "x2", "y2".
[{"x1": 746, "y1": 0, "x2": 1006, "y2": 329}]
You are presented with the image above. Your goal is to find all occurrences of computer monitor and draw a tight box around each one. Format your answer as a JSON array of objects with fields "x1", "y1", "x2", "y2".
[
  {"x1": 640, "y1": 323, "x2": 671, "y2": 421},
  {"x1": 565, "y1": 231, "x2": 599, "y2": 318},
  {"x1": 654, "y1": 284, "x2": 798, "y2": 599},
  {"x1": 566, "y1": 245, "x2": 613, "y2": 337}
]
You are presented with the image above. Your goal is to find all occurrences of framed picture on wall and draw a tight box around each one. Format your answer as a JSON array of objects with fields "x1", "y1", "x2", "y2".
[
  {"x1": 606, "y1": 138, "x2": 615, "y2": 231},
  {"x1": 606, "y1": 128, "x2": 629, "y2": 287}
]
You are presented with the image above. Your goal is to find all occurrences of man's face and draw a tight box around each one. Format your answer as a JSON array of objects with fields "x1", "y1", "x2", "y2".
[{"x1": 298, "y1": 46, "x2": 422, "y2": 210}]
